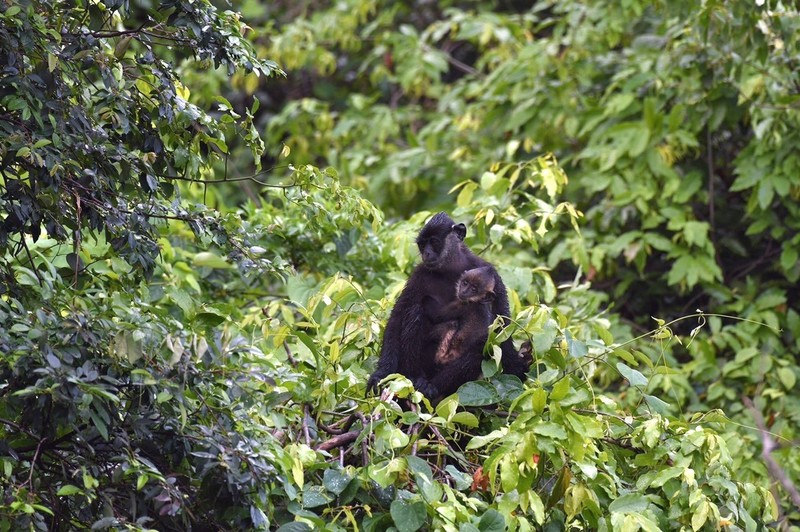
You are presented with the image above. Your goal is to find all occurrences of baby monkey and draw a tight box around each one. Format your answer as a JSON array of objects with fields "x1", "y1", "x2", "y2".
[{"x1": 425, "y1": 266, "x2": 497, "y2": 369}]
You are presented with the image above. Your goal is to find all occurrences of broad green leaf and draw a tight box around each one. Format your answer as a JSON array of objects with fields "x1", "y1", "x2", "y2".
[
  {"x1": 276, "y1": 523, "x2": 312, "y2": 532},
  {"x1": 616, "y1": 362, "x2": 648, "y2": 387},
  {"x1": 547, "y1": 468, "x2": 571, "y2": 509},
  {"x1": 691, "y1": 500, "x2": 710, "y2": 530},
  {"x1": 532, "y1": 422, "x2": 567, "y2": 440},
  {"x1": 390, "y1": 500, "x2": 427, "y2": 532},
  {"x1": 302, "y1": 485, "x2": 333, "y2": 508},
  {"x1": 466, "y1": 428, "x2": 508, "y2": 450},
  {"x1": 643, "y1": 394, "x2": 670, "y2": 414},
  {"x1": 478, "y1": 509, "x2": 506, "y2": 532},
  {"x1": 609, "y1": 493, "x2": 649, "y2": 513},
  {"x1": 778, "y1": 367, "x2": 796, "y2": 390},
  {"x1": 781, "y1": 246, "x2": 799, "y2": 272},
  {"x1": 532, "y1": 319, "x2": 559, "y2": 353},
  {"x1": 323, "y1": 469, "x2": 353, "y2": 496},
  {"x1": 193, "y1": 252, "x2": 231, "y2": 269},
  {"x1": 457, "y1": 381, "x2": 500, "y2": 406},
  {"x1": 500, "y1": 454, "x2": 519, "y2": 492},
  {"x1": 451, "y1": 411, "x2": 480, "y2": 427},
  {"x1": 529, "y1": 491, "x2": 545, "y2": 524},
  {"x1": 567, "y1": 336, "x2": 588, "y2": 359},
  {"x1": 56, "y1": 485, "x2": 83, "y2": 496},
  {"x1": 550, "y1": 377, "x2": 570, "y2": 402},
  {"x1": 531, "y1": 387, "x2": 547, "y2": 415}
]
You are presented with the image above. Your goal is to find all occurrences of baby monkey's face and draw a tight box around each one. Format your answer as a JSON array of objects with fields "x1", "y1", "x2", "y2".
[{"x1": 456, "y1": 268, "x2": 495, "y2": 303}]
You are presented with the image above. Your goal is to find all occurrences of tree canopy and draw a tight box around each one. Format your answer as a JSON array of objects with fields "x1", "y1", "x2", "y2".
[{"x1": 1, "y1": 0, "x2": 798, "y2": 530}]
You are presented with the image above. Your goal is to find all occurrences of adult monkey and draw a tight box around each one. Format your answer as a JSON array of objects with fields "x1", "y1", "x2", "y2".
[{"x1": 367, "y1": 212, "x2": 528, "y2": 398}]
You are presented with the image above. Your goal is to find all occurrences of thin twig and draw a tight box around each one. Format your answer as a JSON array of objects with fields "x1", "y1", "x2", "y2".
[
  {"x1": 90, "y1": 21, "x2": 148, "y2": 39},
  {"x1": 410, "y1": 423, "x2": 420, "y2": 456},
  {"x1": 743, "y1": 397, "x2": 800, "y2": 511},
  {"x1": 27, "y1": 438, "x2": 46, "y2": 489},
  {"x1": 355, "y1": 412, "x2": 370, "y2": 466},
  {"x1": 319, "y1": 414, "x2": 356, "y2": 435},
  {"x1": 302, "y1": 405, "x2": 311, "y2": 446},
  {"x1": 20, "y1": 238, "x2": 43, "y2": 286},
  {"x1": 283, "y1": 341, "x2": 297, "y2": 368}
]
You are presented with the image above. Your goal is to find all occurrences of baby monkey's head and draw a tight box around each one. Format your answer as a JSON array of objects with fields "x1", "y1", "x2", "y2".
[{"x1": 456, "y1": 267, "x2": 495, "y2": 303}]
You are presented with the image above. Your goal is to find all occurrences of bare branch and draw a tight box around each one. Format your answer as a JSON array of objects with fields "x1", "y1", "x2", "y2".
[{"x1": 316, "y1": 430, "x2": 361, "y2": 452}]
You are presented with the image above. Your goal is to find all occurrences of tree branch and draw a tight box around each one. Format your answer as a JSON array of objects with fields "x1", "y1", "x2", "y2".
[{"x1": 316, "y1": 430, "x2": 360, "y2": 452}]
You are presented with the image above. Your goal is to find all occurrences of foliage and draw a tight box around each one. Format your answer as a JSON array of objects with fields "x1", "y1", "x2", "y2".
[
  {"x1": 2, "y1": 0, "x2": 800, "y2": 530},
  {"x1": 255, "y1": 0, "x2": 800, "y2": 525},
  {"x1": 0, "y1": 0, "x2": 280, "y2": 286}
]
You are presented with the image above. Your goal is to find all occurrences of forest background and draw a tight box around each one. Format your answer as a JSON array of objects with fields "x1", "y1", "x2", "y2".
[{"x1": 1, "y1": 0, "x2": 799, "y2": 530}]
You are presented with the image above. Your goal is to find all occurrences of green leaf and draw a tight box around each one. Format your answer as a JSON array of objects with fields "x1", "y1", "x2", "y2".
[
  {"x1": 451, "y1": 411, "x2": 479, "y2": 427},
  {"x1": 193, "y1": 252, "x2": 231, "y2": 269},
  {"x1": 550, "y1": 377, "x2": 570, "y2": 402},
  {"x1": 390, "y1": 500, "x2": 427, "y2": 532},
  {"x1": 323, "y1": 469, "x2": 353, "y2": 496},
  {"x1": 89, "y1": 409, "x2": 109, "y2": 441},
  {"x1": 532, "y1": 319, "x2": 559, "y2": 353},
  {"x1": 683, "y1": 221, "x2": 709, "y2": 248},
  {"x1": 457, "y1": 381, "x2": 500, "y2": 406},
  {"x1": 691, "y1": 499, "x2": 710, "y2": 530},
  {"x1": 531, "y1": 387, "x2": 547, "y2": 415},
  {"x1": 781, "y1": 246, "x2": 798, "y2": 272},
  {"x1": 778, "y1": 367, "x2": 796, "y2": 390},
  {"x1": 500, "y1": 454, "x2": 519, "y2": 492},
  {"x1": 609, "y1": 493, "x2": 649, "y2": 513},
  {"x1": 532, "y1": 422, "x2": 567, "y2": 440},
  {"x1": 616, "y1": 362, "x2": 648, "y2": 387},
  {"x1": 56, "y1": 484, "x2": 83, "y2": 496},
  {"x1": 405, "y1": 456, "x2": 433, "y2": 483},
  {"x1": 168, "y1": 287, "x2": 194, "y2": 315},
  {"x1": 529, "y1": 491, "x2": 545, "y2": 524},
  {"x1": 643, "y1": 394, "x2": 670, "y2": 414},
  {"x1": 276, "y1": 523, "x2": 312, "y2": 532},
  {"x1": 466, "y1": 429, "x2": 508, "y2": 450},
  {"x1": 194, "y1": 312, "x2": 226, "y2": 328},
  {"x1": 547, "y1": 468, "x2": 571, "y2": 508},
  {"x1": 302, "y1": 485, "x2": 333, "y2": 508},
  {"x1": 250, "y1": 506, "x2": 269, "y2": 529},
  {"x1": 648, "y1": 466, "x2": 683, "y2": 488},
  {"x1": 478, "y1": 509, "x2": 505, "y2": 532},
  {"x1": 567, "y1": 335, "x2": 588, "y2": 359}
]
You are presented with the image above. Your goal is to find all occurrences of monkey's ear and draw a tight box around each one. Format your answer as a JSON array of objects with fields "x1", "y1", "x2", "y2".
[
  {"x1": 482, "y1": 291, "x2": 495, "y2": 303},
  {"x1": 452, "y1": 223, "x2": 467, "y2": 240}
]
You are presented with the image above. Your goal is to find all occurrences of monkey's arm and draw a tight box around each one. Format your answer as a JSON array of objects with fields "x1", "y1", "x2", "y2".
[
  {"x1": 422, "y1": 296, "x2": 465, "y2": 324},
  {"x1": 368, "y1": 278, "x2": 427, "y2": 393}
]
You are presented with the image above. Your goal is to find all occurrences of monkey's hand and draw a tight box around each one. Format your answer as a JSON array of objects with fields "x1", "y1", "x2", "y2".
[
  {"x1": 413, "y1": 377, "x2": 439, "y2": 400},
  {"x1": 366, "y1": 371, "x2": 388, "y2": 395}
]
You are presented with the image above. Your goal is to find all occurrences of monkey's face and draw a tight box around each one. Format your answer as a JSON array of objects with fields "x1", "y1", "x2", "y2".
[
  {"x1": 417, "y1": 213, "x2": 467, "y2": 269},
  {"x1": 456, "y1": 269, "x2": 495, "y2": 303}
]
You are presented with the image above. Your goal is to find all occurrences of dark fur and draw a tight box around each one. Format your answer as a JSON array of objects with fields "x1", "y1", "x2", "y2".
[
  {"x1": 367, "y1": 213, "x2": 528, "y2": 399},
  {"x1": 428, "y1": 266, "x2": 496, "y2": 368}
]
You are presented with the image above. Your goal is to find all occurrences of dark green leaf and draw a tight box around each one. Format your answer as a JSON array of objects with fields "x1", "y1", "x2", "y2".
[
  {"x1": 390, "y1": 500, "x2": 427, "y2": 532},
  {"x1": 457, "y1": 381, "x2": 500, "y2": 406}
]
